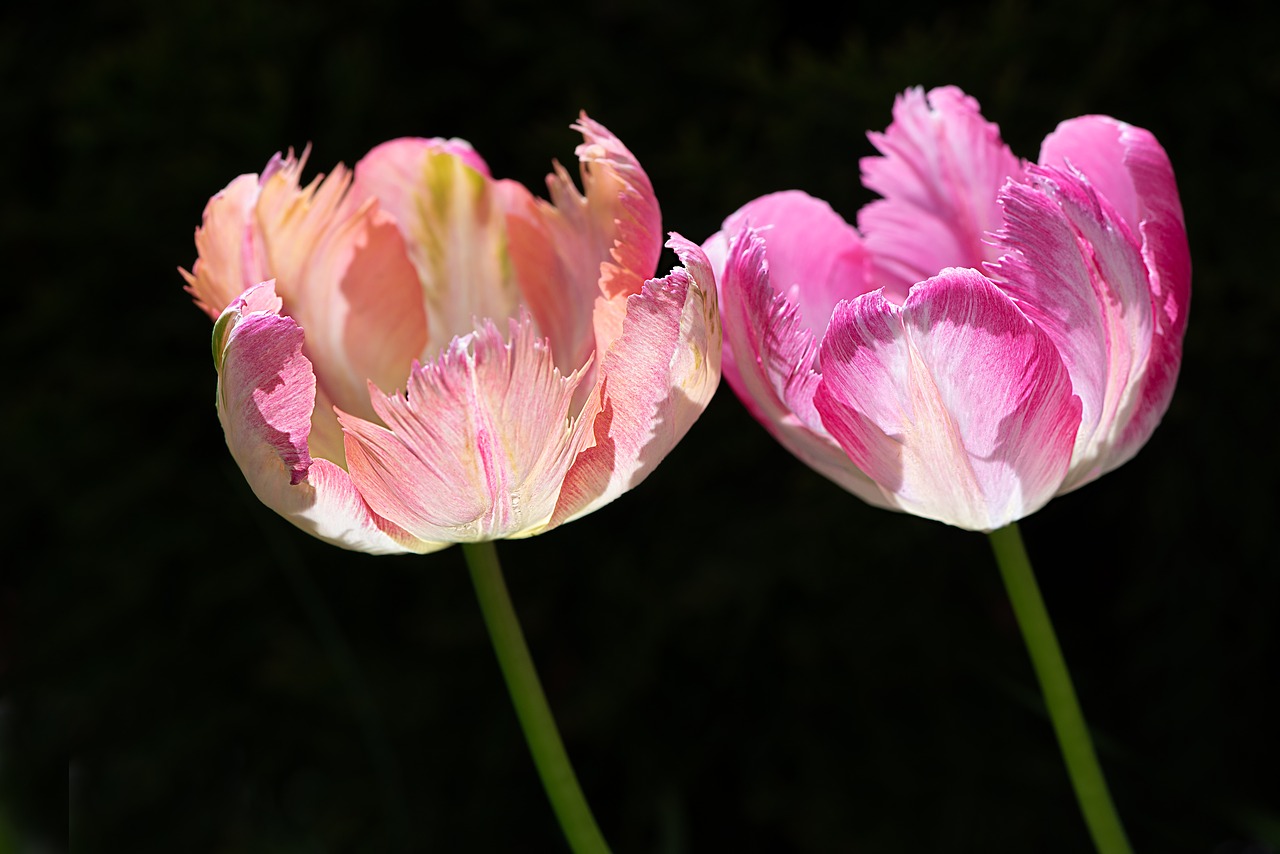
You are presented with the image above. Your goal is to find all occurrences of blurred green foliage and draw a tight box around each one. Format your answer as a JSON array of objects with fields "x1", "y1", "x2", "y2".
[{"x1": 3, "y1": 0, "x2": 1277, "y2": 850}]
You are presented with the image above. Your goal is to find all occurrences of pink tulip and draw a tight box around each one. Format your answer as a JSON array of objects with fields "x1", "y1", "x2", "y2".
[
  {"x1": 183, "y1": 116, "x2": 721, "y2": 554},
  {"x1": 706, "y1": 86, "x2": 1190, "y2": 531}
]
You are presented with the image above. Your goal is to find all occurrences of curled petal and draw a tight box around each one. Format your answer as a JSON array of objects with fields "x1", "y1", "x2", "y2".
[
  {"x1": 713, "y1": 223, "x2": 889, "y2": 507},
  {"x1": 859, "y1": 86, "x2": 1023, "y2": 297},
  {"x1": 501, "y1": 116, "x2": 663, "y2": 397},
  {"x1": 814, "y1": 269, "x2": 1082, "y2": 531},
  {"x1": 340, "y1": 313, "x2": 590, "y2": 542},
  {"x1": 990, "y1": 166, "x2": 1154, "y2": 489},
  {"x1": 550, "y1": 235, "x2": 721, "y2": 526},
  {"x1": 215, "y1": 283, "x2": 439, "y2": 554},
  {"x1": 1040, "y1": 116, "x2": 1191, "y2": 460},
  {"x1": 533, "y1": 115, "x2": 664, "y2": 363},
  {"x1": 564, "y1": 114, "x2": 663, "y2": 303},
  {"x1": 215, "y1": 285, "x2": 314, "y2": 487}
]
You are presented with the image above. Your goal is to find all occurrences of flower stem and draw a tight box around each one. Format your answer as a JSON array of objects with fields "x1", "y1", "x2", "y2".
[
  {"x1": 462, "y1": 541, "x2": 611, "y2": 854},
  {"x1": 988, "y1": 523, "x2": 1133, "y2": 854}
]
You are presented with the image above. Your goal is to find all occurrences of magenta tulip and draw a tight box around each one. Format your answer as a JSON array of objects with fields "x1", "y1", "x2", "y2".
[
  {"x1": 706, "y1": 86, "x2": 1190, "y2": 531},
  {"x1": 184, "y1": 116, "x2": 721, "y2": 554}
]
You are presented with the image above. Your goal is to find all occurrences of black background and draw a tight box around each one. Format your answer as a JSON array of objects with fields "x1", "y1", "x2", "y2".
[{"x1": 4, "y1": 0, "x2": 1278, "y2": 851}]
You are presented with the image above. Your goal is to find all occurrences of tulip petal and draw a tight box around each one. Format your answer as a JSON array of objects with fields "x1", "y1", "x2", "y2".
[
  {"x1": 859, "y1": 86, "x2": 1022, "y2": 298},
  {"x1": 1040, "y1": 116, "x2": 1191, "y2": 461},
  {"x1": 251, "y1": 152, "x2": 356, "y2": 308},
  {"x1": 561, "y1": 114, "x2": 663, "y2": 304},
  {"x1": 714, "y1": 190, "x2": 875, "y2": 332},
  {"x1": 713, "y1": 223, "x2": 891, "y2": 508},
  {"x1": 340, "y1": 313, "x2": 590, "y2": 542},
  {"x1": 815, "y1": 269, "x2": 1081, "y2": 531},
  {"x1": 182, "y1": 168, "x2": 275, "y2": 319},
  {"x1": 350, "y1": 138, "x2": 522, "y2": 355},
  {"x1": 1040, "y1": 117, "x2": 1142, "y2": 233},
  {"x1": 494, "y1": 180, "x2": 592, "y2": 376},
  {"x1": 990, "y1": 165, "x2": 1154, "y2": 489},
  {"x1": 549, "y1": 235, "x2": 721, "y2": 526},
  {"x1": 285, "y1": 201, "x2": 429, "y2": 462},
  {"x1": 215, "y1": 283, "x2": 440, "y2": 554},
  {"x1": 507, "y1": 115, "x2": 663, "y2": 381},
  {"x1": 189, "y1": 149, "x2": 430, "y2": 464}
]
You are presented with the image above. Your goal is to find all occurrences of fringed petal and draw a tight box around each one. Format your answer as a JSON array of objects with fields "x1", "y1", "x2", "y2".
[
  {"x1": 859, "y1": 86, "x2": 1022, "y2": 298},
  {"x1": 550, "y1": 235, "x2": 721, "y2": 526},
  {"x1": 340, "y1": 313, "x2": 590, "y2": 542},
  {"x1": 990, "y1": 165, "x2": 1154, "y2": 490},
  {"x1": 182, "y1": 169, "x2": 275, "y2": 319},
  {"x1": 1040, "y1": 116, "x2": 1191, "y2": 464}
]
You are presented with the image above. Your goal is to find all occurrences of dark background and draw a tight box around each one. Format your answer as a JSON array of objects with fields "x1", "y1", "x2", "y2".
[{"x1": 4, "y1": 0, "x2": 1277, "y2": 851}]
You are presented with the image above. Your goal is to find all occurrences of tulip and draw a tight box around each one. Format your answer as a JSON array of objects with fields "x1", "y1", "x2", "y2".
[
  {"x1": 706, "y1": 85, "x2": 1190, "y2": 532},
  {"x1": 183, "y1": 116, "x2": 721, "y2": 554},
  {"x1": 706, "y1": 87, "x2": 1191, "y2": 852}
]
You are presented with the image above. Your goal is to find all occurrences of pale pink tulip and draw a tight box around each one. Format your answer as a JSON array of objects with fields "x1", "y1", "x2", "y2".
[
  {"x1": 184, "y1": 116, "x2": 721, "y2": 554},
  {"x1": 706, "y1": 86, "x2": 1190, "y2": 531}
]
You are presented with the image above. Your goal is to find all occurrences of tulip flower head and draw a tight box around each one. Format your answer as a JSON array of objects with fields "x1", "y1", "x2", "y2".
[
  {"x1": 184, "y1": 116, "x2": 721, "y2": 553},
  {"x1": 706, "y1": 86, "x2": 1190, "y2": 531}
]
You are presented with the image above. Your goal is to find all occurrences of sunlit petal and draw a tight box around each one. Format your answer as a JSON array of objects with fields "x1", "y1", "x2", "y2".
[
  {"x1": 214, "y1": 283, "x2": 441, "y2": 554},
  {"x1": 815, "y1": 270, "x2": 1081, "y2": 531}
]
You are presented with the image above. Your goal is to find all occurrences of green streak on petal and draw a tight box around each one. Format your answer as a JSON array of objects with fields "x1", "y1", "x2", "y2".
[
  {"x1": 413, "y1": 151, "x2": 519, "y2": 351},
  {"x1": 211, "y1": 304, "x2": 239, "y2": 372}
]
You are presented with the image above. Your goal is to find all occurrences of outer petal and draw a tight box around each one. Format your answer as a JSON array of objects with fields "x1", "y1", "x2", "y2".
[
  {"x1": 989, "y1": 165, "x2": 1154, "y2": 490},
  {"x1": 858, "y1": 86, "x2": 1023, "y2": 298},
  {"x1": 340, "y1": 313, "x2": 591, "y2": 543},
  {"x1": 814, "y1": 269, "x2": 1082, "y2": 531},
  {"x1": 215, "y1": 283, "x2": 441, "y2": 555},
  {"x1": 549, "y1": 235, "x2": 720, "y2": 527},
  {"x1": 1039, "y1": 116, "x2": 1190, "y2": 463},
  {"x1": 711, "y1": 223, "x2": 890, "y2": 508},
  {"x1": 349, "y1": 138, "x2": 523, "y2": 355}
]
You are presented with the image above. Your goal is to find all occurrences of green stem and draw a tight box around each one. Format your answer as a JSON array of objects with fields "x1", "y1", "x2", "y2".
[
  {"x1": 988, "y1": 523, "x2": 1133, "y2": 854},
  {"x1": 462, "y1": 541, "x2": 611, "y2": 854}
]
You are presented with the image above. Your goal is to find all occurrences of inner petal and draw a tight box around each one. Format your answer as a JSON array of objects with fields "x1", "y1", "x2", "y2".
[
  {"x1": 719, "y1": 190, "x2": 875, "y2": 335},
  {"x1": 351, "y1": 140, "x2": 524, "y2": 360},
  {"x1": 858, "y1": 86, "x2": 1023, "y2": 296},
  {"x1": 279, "y1": 201, "x2": 428, "y2": 467},
  {"x1": 339, "y1": 313, "x2": 589, "y2": 542}
]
